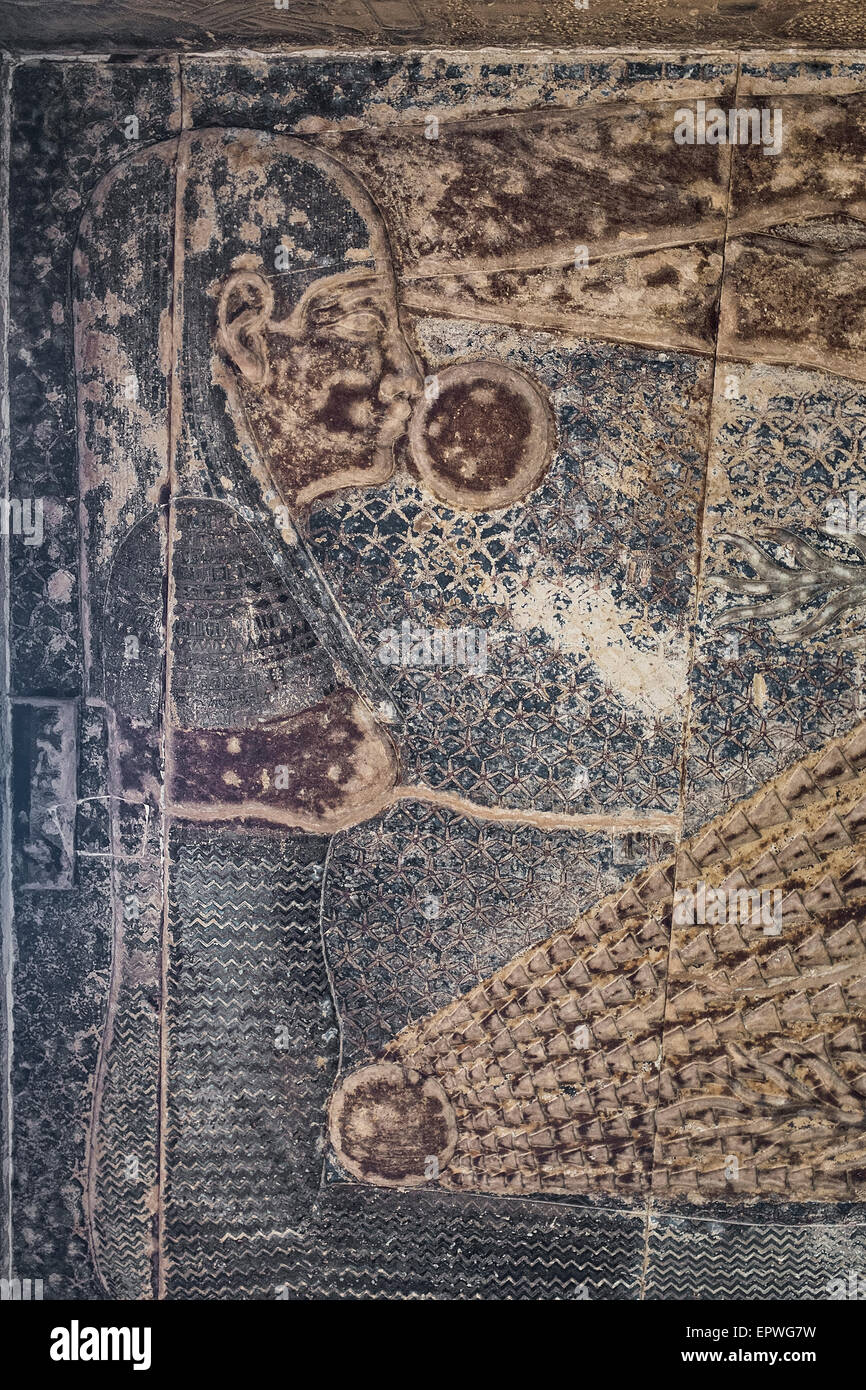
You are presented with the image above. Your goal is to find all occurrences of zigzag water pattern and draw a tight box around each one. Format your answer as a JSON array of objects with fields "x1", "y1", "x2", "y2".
[
  {"x1": 166, "y1": 1185, "x2": 646, "y2": 1300},
  {"x1": 90, "y1": 815, "x2": 162, "y2": 1300},
  {"x1": 161, "y1": 821, "x2": 652, "y2": 1298},
  {"x1": 164, "y1": 824, "x2": 335, "y2": 1294},
  {"x1": 645, "y1": 1219, "x2": 866, "y2": 1299},
  {"x1": 161, "y1": 729, "x2": 866, "y2": 1296}
]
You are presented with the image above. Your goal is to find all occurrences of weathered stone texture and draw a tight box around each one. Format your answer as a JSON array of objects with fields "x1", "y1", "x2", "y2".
[{"x1": 7, "y1": 45, "x2": 866, "y2": 1305}]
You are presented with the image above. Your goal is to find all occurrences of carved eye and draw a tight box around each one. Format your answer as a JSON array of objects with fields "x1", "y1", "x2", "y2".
[{"x1": 330, "y1": 310, "x2": 387, "y2": 342}]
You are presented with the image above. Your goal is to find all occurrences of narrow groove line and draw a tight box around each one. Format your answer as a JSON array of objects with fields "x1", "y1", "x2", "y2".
[
  {"x1": 0, "y1": 49, "x2": 15, "y2": 1285},
  {"x1": 390, "y1": 783, "x2": 681, "y2": 834},
  {"x1": 640, "y1": 48, "x2": 744, "y2": 1299},
  {"x1": 316, "y1": 832, "x2": 340, "y2": 1195},
  {"x1": 156, "y1": 56, "x2": 187, "y2": 1303}
]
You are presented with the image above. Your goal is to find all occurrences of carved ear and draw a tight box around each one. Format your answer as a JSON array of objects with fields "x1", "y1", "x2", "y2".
[{"x1": 217, "y1": 270, "x2": 275, "y2": 388}]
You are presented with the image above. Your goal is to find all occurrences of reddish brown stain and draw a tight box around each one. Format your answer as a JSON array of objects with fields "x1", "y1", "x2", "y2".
[
  {"x1": 168, "y1": 688, "x2": 398, "y2": 831},
  {"x1": 423, "y1": 378, "x2": 533, "y2": 492},
  {"x1": 408, "y1": 359, "x2": 555, "y2": 511},
  {"x1": 329, "y1": 1063, "x2": 457, "y2": 1186}
]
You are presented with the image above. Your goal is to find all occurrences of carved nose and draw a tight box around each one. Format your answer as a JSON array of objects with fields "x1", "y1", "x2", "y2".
[{"x1": 379, "y1": 368, "x2": 421, "y2": 404}]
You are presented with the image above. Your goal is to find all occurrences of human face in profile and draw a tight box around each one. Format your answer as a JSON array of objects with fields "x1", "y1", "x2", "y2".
[{"x1": 218, "y1": 264, "x2": 421, "y2": 509}]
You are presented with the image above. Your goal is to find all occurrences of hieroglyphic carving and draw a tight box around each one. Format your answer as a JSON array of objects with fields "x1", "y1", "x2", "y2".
[
  {"x1": 330, "y1": 721, "x2": 866, "y2": 1201},
  {"x1": 715, "y1": 527, "x2": 866, "y2": 643},
  {"x1": 42, "y1": 54, "x2": 866, "y2": 1309}
]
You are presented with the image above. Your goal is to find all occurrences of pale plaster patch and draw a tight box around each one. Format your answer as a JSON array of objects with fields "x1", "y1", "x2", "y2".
[{"x1": 487, "y1": 571, "x2": 684, "y2": 721}]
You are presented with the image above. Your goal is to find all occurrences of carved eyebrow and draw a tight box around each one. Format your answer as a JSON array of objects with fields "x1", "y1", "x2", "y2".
[
  {"x1": 311, "y1": 291, "x2": 386, "y2": 321},
  {"x1": 305, "y1": 270, "x2": 380, "y2": 308},
  {"x1": 275, "y1": 270, "x2": 386, "y2": 337}
]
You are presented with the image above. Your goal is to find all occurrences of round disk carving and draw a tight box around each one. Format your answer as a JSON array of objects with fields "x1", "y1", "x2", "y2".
[
  {"x1": 408, "y1": 359, "x2": 555, "y2": 511},
  {"x1": 328, "y1": 1062, "x2": 457, "y2": 1187}
]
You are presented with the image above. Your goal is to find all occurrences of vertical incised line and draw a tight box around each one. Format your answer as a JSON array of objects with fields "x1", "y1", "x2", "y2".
[
  {"x1": 0, "y1": 51, "x2": 15, "y2": 1286},
  {"x1": 156, "y1": 58, "x2": 187, "y2": 1302}
]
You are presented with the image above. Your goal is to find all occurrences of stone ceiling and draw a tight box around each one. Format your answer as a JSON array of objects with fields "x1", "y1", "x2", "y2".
[{"x1": 2, "y1": 0, "x2": 866, "y2": 53}]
